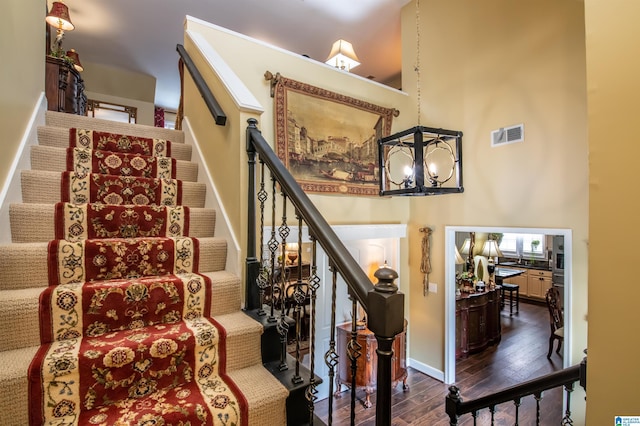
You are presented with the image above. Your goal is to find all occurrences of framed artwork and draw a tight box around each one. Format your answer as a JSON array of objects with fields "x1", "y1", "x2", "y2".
[{"x1": 271, "y1": 74, "x2": 397, "y2": 196}]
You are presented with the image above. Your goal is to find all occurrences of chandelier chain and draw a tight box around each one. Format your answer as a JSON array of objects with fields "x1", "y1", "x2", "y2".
[{"x1": 416, "y1": 0, "x2": 421, "y2": 126}]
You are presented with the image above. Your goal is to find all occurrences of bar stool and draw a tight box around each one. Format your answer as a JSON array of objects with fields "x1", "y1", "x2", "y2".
[{"x1": 501, "y1": 283, "x2": 520, "y2": 316}]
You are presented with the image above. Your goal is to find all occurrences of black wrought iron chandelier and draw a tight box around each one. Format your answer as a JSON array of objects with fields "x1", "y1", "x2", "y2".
[
  {"x1": 377, "y1": 0, "x2": 463, "y2": 197},
  {"x1": 378, "y1": 126, "x2": 463, "y2": 196}
]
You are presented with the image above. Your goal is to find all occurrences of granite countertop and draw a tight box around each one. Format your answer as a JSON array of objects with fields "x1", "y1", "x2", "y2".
[
  {"x1": 494, "y1": 267, "x2": 526, "y2": 278},
  {"x1": 498, "y1": 261, "x2": 551, "y2": 271}
]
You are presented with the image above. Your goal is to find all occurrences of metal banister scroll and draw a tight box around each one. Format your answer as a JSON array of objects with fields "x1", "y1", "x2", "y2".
[
  {"x1": 176, "y1": 44, "x2": 227, "y2": 126},
  {"x1": 247, "y1": 118, "x2": 405, "y2": 426},
  {"x1": 247, "y1": 119, "x2": 384, "y2": 310}
]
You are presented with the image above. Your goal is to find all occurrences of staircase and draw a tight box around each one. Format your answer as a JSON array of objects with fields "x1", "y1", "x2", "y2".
[{"x1": 0, "y1": 111, "x2": 287, "y2": 425}]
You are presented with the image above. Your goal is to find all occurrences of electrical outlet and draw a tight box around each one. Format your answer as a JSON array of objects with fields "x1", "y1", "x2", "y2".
[{"x1": 428, "y1": 282, "x2": 438, "y2": 293}]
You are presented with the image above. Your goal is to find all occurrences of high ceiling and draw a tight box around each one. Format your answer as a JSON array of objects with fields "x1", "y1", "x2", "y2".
[{"x1": 61, "y1": 0, "x2": 411, "y2": 111}]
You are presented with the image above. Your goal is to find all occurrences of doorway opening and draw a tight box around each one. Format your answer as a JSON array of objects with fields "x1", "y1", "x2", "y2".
[{"x1": 444, "y1": 226, "x2": 572, "y2": 384}]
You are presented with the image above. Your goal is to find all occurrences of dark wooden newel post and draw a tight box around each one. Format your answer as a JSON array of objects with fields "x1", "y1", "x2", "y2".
[
  {"x1": 368, "y1": 265, "x2": 404, "y2": 426},
  {"x1": 245, "y1": 118, "x2": 260, "y2": 310}
]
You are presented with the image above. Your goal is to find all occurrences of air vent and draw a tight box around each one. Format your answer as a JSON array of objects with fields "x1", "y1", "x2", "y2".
[{"x1": 491, "y1": 123, "x2": 524, "y2": 147}]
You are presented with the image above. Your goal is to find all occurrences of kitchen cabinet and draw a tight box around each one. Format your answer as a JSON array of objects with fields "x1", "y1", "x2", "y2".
[
  {"x1": 497, "y1": 265, "x2": 552, "y2": 300},
  {"x1": 527, "y1": 269, "x2": 552, "y2": 299},
  {"x1": 497, "y1": 266, "x2": 528, "y2": 296}
]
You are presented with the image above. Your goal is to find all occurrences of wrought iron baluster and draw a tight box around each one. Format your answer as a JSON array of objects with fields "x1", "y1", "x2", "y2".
[
  {"x1": 290, "y1": 214, "x2": 305, "y2": 385},
  {"x1": 277, "y1": 193, "x2": 291, "y2": 372},
  {"x1": 472, "y1": 411, "x2": 477, "y2": 425},
  {"x1": 514, "y1": 397, "x2": 521, "y2": 426},
  {"x1": 324, "y1": 263, "x2": 339, "y2": 426},
  {"x1": 561, "y1": 382, "x2": 575, "y2": 425},
  {"x1": 534, "y1": 391, "x2": 542, "y2": 425},
  {"x1": 256, "y1": 160, "x2": 269, "y2": 316},
  {"x1": 490, "y1": 405, "x2": 495, "y2": 425},
  {"x1": 348, "y1": 295, "x2": 362, "y2": 425},
  {"x1": 305, "y1": 236, "x2": 320, "y2": 425},
  {"x1": 266, "y1": 174, "x2": 279, "y2": 323}
]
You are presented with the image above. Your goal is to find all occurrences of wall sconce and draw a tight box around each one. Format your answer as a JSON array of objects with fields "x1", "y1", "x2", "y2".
[
  {"x1": 65, "y1": 49, "x2": 83, "y2": 72},
  {"x1": 46, "y1": 1, "x2": 75, "y2": 57},
  {"x1": 378, "y1": 126, "x2": 463, "y2": 196},
  {"x1": 325, "y1": 39, "x2": 360, "y2": 71}
]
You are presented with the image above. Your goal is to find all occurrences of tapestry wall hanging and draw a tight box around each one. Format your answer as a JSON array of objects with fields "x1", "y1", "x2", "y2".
[{"x1": 269, "y1": 72, "x2": 398, "y2": 196}]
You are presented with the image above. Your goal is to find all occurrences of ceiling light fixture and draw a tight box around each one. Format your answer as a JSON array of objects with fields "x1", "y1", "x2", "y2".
[
  {"x1": 325, "y1": 39, "x2": 360, "y2": 71},
  {"x1": 46, "y1": 1, "x2": 75, "y2": 57},
  {"x1": 377, "y1": 0, "x2": 463, "y2": 197}
]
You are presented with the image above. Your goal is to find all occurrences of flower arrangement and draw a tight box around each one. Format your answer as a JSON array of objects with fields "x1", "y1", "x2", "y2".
[{"x1": 456, "y1": 271, "x2": 476, "y2": 292}]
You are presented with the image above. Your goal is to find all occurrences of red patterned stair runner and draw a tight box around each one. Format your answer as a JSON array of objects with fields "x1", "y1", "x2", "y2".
[
  {"x1": 54, "y1": 203, "x2": 190, "y2": 241},
  {"x1": 61, "y1": 172, "x2": 182, "y2": 206},
  {"x1": 28, "y1": 129, "x2": 248, "y2": 425},
  {"x1": 67, "y1": 147, "x2": 177, "y2": 179},
  {"x1": 69, "y1": 128, "x2": 171, "y2": 157}
]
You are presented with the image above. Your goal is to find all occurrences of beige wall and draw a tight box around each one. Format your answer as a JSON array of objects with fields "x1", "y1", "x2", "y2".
[
  {"x1": 185, "y1": 18, "x2": 414, "y2": 226},
  {"x1": 401, "y1": 0, "x2": 589, "y2": 388},
  {"x1": 81, "y1": 62, "x2": 156, "y2": 125},
  {"x1": 81, "y1": 61, "x2": 155, "y2": 103},
  {"x1": 0, "y1": 1, "x2": 45, "y2": 190},
  {"x1": 584, "y1": 1, "x2": 640, "y2": 422}
]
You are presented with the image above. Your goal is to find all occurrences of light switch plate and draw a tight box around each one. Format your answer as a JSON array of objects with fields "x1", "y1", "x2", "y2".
[{"x1": 428, "y1": 282, "x2": 438, "y2": 293}]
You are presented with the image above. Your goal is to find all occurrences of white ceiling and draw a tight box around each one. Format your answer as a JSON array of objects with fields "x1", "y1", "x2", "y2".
[{"x1": 61, "y1": 0, "x2": 411, "y2": 111}]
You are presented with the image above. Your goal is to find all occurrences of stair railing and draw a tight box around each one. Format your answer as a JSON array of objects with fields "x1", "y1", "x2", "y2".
[
  {"x1": 176, "y1": 44, "x2": 226, "y2": 126},
  {"x1": 176, "y1": 43, "x2": 404, "y2": 425},
  {"x1": 446, "y1": 356, "x2": 587, "y2": 425},
  {"x1": 246, "y1": 119, "x2": 405, "y2": 426}
]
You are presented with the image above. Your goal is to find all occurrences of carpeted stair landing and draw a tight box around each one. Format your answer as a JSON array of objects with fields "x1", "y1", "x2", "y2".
[{"x1": 0, "y1": 111, "x2": 287, "y2": 425}]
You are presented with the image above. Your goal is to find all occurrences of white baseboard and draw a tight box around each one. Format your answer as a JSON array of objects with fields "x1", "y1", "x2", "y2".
[
  {"x1": 408, "y1": 357, "x2": 445, "y2": 383},
  {"x1": 0, "y1": 93, "x2": 47, "y2": 243},
  {"x1": 181, "y1": 117, "x2": 241, "y2": 281}
]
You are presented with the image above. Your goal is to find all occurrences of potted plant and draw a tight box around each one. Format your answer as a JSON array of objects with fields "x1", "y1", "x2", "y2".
[{"x1": 530, "y1": 239, "x2": 540, "y2": 263}]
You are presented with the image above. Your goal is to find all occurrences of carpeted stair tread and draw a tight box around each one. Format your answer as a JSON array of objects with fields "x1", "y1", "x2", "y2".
[
  {"x1": 53, "y1": 379, "x2": 245, "y2": 425},
  {"x1": 60, "y1": 172, "x2": 184, "y2": 206},
  {"x1": 38, "y1": 125, "x2": 192, "y2": 161},
  {"x1": 28, "y1": 317, "x2": 250, "y2": 424},
  {"x1": 204, "y1": 271, "x2": 242, "y2": 317},
  {"x1": 21, "y1": 170, "x2": 206, "y2": 207},
  {"x1": 0, "y1": 346, "x2": 39, "y2": 426},
  {"x1": 0, "y1": 272, "x2": 240, "y2": 350},
  {"x1": 30, "y1": 145, "x2": 198, "y2": 182},
  {"x1": 0, "y1": 242, "x2": 48, "y2": 291},
  {"x1": 215, "y1": 312, "x2": 264, "y2": 371},
  {"x1": 9, "y1": 203, "x2": 216, "y2": 243},
  {"x1": 227, "y1": 364, "x2": 289, "y2": 425},
  {"x1": 39, "y1": 273, "x2": 215, "y2": 342},
  {"x1": 0, "y1": 111, "x2": 289, "y2": 424},
  {"x1": 0, "y1": 238, "x2": 227, "y2": 290},
  {"x1": 0, "y1": 287, "x2": 44, "y2": 352},
  {"x1": 45, "y1": 110, "x2": 185, "y2": 144}
]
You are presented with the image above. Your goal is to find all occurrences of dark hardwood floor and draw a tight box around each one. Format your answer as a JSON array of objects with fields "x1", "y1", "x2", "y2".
[{"x1": 315, "y1": 301, "x2": 566, "y2": 425}]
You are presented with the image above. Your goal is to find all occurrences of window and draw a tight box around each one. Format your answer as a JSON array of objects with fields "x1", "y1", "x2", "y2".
[{"x1": 498, "y1": 233, "x2": 546, "y2": 259}]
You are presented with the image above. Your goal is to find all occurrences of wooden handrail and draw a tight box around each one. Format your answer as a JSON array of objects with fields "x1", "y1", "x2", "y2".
[
  {"x1": 246, "y1": 119, "x2": 376, "y2": 310},
  {"x1": 176, "y1": 44, "x2": 227, "y2": 126},
  {"x1": 446, "y1": 357, "x2": 586, "y2": 423}
]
